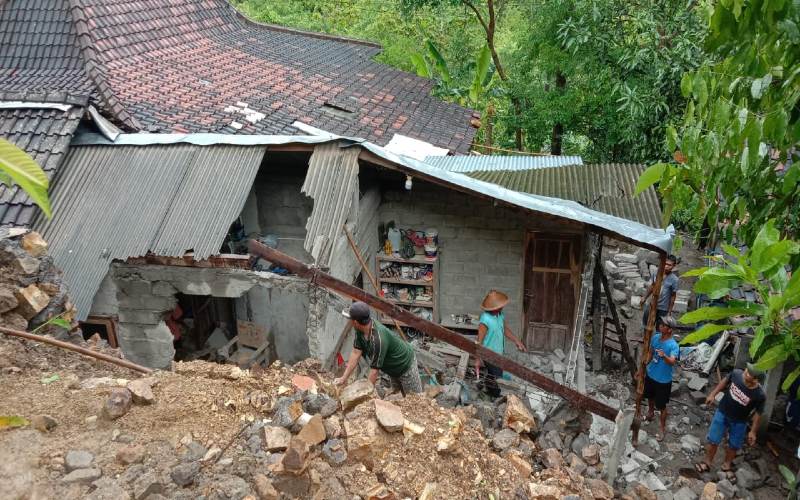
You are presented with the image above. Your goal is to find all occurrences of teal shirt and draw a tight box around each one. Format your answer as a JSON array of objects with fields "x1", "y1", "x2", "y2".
[{"x1": 479, "y1": 311, "x2": 505, "y2": 354}]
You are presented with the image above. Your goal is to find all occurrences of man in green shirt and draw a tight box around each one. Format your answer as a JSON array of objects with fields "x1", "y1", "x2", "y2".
[{"x1": 334, "y1": 301, "x2": 422, "y2": 394}]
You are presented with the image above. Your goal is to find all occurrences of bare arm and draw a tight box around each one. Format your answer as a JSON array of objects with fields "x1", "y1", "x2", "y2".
[
  {"x1": 474, "y1": 324, "x2": 488, "y2": 376},
  {"x1": 503, "y1": 324, "x2": 526, "y2": 351},
  {"x1": 748, "y1": 413, "x2": 761, "y2": 445},
  {"x1": 667, "y1": 292, "x2": 677, "y2": 314},
  {"x1": 368, "y1": 368, "x2": 379, "y2": 385},
  {"x1": 705, "y1": 376, "x2": 730, "y2": 405},
  {"x1": 334, "y1": 348, "x2": 363, "y2": 385}
]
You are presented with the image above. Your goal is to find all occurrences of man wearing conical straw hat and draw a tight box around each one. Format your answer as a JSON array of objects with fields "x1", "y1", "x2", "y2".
[{"x1": 474, "y1": 290, "x2": 526, "y2": 398}]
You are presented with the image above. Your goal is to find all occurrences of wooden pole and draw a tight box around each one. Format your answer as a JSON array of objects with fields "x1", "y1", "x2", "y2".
[
  {"x1": 341, "y1": 225, "x2": 407, "y2": 341},
  {"x1": 249, "y1": 240, "x2": 621, "y2": 421},
  {"x1": 591, "y1": 241, "x2": 604, "y2": 371},
  {"x1": 0, "y1": 326, "x2": 153, "y2": 374},
  {"x1": 600, "y1": 270, "x2": 637, "y2": 382},
  {"x1": 632, "y1": 254, "x2": 667, "y2": 442}
]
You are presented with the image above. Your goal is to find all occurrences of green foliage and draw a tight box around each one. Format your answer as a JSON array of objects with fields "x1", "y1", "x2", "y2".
[
  {"x1": 0, "y1": 138, "x2": 51, "y2": 218},
  {"x1": 410, "y1": 41, "x2": 498, "y2": 107},
  {"x1": 651, "y1": 0, "x2": 800, "y2": 247},
  {"x1": 679, "y1": 221, "x2": 800, "y2": 373}
]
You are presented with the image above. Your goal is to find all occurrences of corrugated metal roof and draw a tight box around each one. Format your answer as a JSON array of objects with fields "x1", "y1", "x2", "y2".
[
  {"x1": 301, "y1": 142, "x2": 359, "y2": 265},
  {"x1": 423, "y1": 154, "x2": 583, "y2": 172},
  {"x1": 34, "y1": 143, "x2": 265, "y2": 320},
  {"x1": 467, "y1": 163, "x2": 662, "y2": 228}
]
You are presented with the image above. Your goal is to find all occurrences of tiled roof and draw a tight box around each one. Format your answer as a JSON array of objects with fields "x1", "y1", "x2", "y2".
[
  {"x1": 469, "y1": 163, "x2": 663, "y2": 228},
  {"x1": 0, "y1": 0, "x2": 477, "y2": 152},
  {"x1": 0, "y1": 96, "x2": 86, "y2": 227}
]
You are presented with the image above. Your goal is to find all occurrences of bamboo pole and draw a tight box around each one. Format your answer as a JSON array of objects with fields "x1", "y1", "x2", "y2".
[{"x1": 0, "y1": 326, "x2": 153, "y2": 374}]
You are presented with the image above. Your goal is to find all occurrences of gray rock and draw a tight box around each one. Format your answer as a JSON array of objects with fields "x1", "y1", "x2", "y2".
[
  {"x1": 133, "y1": 472, "x2": 164, "y2": 500},
  {"x1": 673, "y1": 486, "x2": 698, "y2": 500},
  {"x1": 735, "y1": 463, "x2": 760, "y2": 490},
  {"x1": 303, "y1": 393, "x2": 338, "y2": 418},
  {"x1": 339, "y1": 378, "x2": 376, "y2": 412},
  {"x1": 538, "y1": 429, "x2": 563, "y2": 451},
  {"x1": 641, "y1": 472, "x2": 667, "y2": 491},
  {"x1": 272, "y1": 394, "x2": 303, "y2": 427},
  {"x1": 492, "y1": 428, "x2": 520, "y2": 451},
  {"x1": 571, "y1": 433, "x2": 589, "y2": 456},
  {"x1": 120, "y1": 464, "x2": 147, "y2": 485},
  {"x1": 717, "y1": 479, "x2": 736, "y2": 499},
  {"x1": 615, "y1": 253, "x2": 638, "y2": 264},
  {"x1": 206, "y1": 473, "x2": 252, "y2": 499},
  {"x1": 605, "y1": 260, "x2": 619, "y2": 276},
  {"x1": 553, "y1": 348, "x2": 566, "y2": 360},
  {"x1": 86, "y1": 477, "x2": 131, "y2": 500},
  {"x1": 620, "y1": 306, "x2": 634, "y2": 319},
  {"x1": 612, "y1": 289, "x2": 628, "y2": 304},
  {"x1": 103, "y1": 388, "x2": 133, "y2": 420},
  {"x1": 690, "y1": 391, "x2": 707, "y2": 405},
  {"x1": 62, "y1": 468, "x2": 102, "y2": 483},
  {"x1": 181, "y1": 441, "x2": 207, "y2": 462},
  {"x1": 322, "y1": 438, "x2": 348, "y2": 465},
  {"x1": 171, "y1": 461, "x2": 200, "y2": 487},
  {"x1": 680, "y1": 434, "x2": 702, "y2": 454},
  {"x1": 687, "y1": 377, "x2": 708, "y2": 392},
  {"x1": 65, "y1": 450, "x2": 95, "y2": 471}
]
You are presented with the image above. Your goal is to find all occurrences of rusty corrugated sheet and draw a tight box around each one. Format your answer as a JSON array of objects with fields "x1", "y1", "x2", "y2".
[
  {"x1": 301, "y1": 142, "x2": 359, "y2": 265},
  {"x1": 469, "y1": 163, "x2": 663, "y2": 228},
  {"x1": 34, "y1": 143, "x2": 265, "y2": 320}
]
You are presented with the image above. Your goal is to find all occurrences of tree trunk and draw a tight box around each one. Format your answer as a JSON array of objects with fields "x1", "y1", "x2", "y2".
[
  {"x1": 484, "y1": 103, "x2": 495, "y2": 149},
  {"x1": 550, "y1": 71, "x2": 566, "y2": 155}
]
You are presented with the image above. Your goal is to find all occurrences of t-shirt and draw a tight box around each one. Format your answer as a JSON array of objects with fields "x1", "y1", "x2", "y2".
[
  {"x1": 479, "y1": 311, "x2": 505, "y2": 354},
  {"x1": 645, "y1": 333, "x2": 680, "y2": 384},
  {"x1": 647, "y1": 271, "x2": 679, "y2": 311},
  {"x1": 353, "y1": 321, "x2": 414, "y2": 378},
  {"x1": 719, "y1": 369, "x2": 766, "y2": 422}
]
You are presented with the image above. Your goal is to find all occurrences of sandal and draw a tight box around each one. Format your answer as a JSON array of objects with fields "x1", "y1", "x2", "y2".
[
  {"x1": 694, "y1": 462, "x2": 710, "y2": 474},
  {"x1": 721, "y1": 465, "x2": 736, "y2": 482}
]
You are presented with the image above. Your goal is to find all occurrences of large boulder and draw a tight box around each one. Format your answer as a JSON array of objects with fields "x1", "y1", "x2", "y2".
[
  {"x1": 340, "y1": 379, "x2": 376, "y2": 412},
  {"x1": 296, "y1": 415, "x2": 326, "y2": 446},
  {"x1": 14, "y1": 284, "x2": 49, "y2": 319},
  {"x1": 503, "y1": 394, "x2": 537, "y2": 433},
  {"x1": 374, "y1": 399, "x2": 404, "y2": 433},
  {"x1": 344, "y1": 415, "x2": 387, "y2": 468}
]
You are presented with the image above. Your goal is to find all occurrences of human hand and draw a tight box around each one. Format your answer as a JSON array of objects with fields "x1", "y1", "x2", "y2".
[
  {"x1": 333, "y1": 376, "x2": 346, "y2": 386},
  {"x1": 705, "y1": 394, "x2": 715, "y2": 406},
  {"x1": 517, "y1": 341, "x2": 527, "y2": 352},
  {"x1": 747, "y1": 431, "x2": 757, "y2": 446},
  {"x1": 656, "y1": 349, "x2": 665, "y2": 357}
]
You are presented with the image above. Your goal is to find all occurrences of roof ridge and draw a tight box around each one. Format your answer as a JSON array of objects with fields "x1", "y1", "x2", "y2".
[{"x1": 225, "y1": 0, "x2": 383, "y2": 50}]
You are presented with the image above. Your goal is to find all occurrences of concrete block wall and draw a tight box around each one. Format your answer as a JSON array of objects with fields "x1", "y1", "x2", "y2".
[
  {"x1": 88, "y1": 271, "x2": 118, "y2": 316},
  {"x1": 379, "y1": 182, "x2": 529, "y2": 334}
]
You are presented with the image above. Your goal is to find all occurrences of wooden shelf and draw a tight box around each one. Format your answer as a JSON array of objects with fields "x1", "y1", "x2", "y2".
[
  {"x1": 378, "y1": 277, "x2": 434, "y2": 286},
  {"x1": 384, "y1": 298, "x2": 434, "y2": 308},
  {"x1": 376, "y1": 254, "x2": 437, "y2": 264}
]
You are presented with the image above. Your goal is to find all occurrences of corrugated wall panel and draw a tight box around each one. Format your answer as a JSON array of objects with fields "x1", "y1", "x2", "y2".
[{"x1": 35, "y1": 144, "x2": 265, "y2": 320}]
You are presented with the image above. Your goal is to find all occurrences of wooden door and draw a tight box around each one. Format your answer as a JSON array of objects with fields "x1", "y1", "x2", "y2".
[{"x1": 523, "y1": 232, "x2": 582, "y2": 351}]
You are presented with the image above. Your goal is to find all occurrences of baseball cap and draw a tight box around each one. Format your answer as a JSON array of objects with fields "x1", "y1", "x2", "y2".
[
  {"x1": 746, "y1": 363, "x2": 766, "y2": 382},
  {"x1": 342, "y1": 301, "x2": 371, "y2": 324},
  {"x1": 659, "y1": 315, "x2": 679, "y2": 329}
]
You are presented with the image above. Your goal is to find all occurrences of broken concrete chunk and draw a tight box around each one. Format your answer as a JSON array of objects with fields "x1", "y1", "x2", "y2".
[
  {"x1": 296, "y1": 414, "x2": 326, "y2": 446},
  {"x1": 65, "y1": 450, "x2": 95, "y2": 471},
  {"x1": 687, "y1": 376, "x2": 708, "y2": 392},
  {"x1": 374, "y1": 399, "x2": 404, "y2": 433},
  {"x1": 21, "y1": 231, "x2": 48, "y2": 257},
  {"x1": 127, "y1": 379, "x2": 155, "y2": 405},
  {"x1": 503, "y1": 394, "x2": 537, "y2": 434},
  {"x1": 262, "y1": 426, "x2": 292, "y2": 452},
  {"x1": 492, "y1": 428, "x2": 520, "y2": 451},
  {"x1": 580, "y1": 443, "x2": 600, "y2": 466},
  {"x1": 680, "y1": 434, "x2": 702, "y2": 454},
  {"x1": 611, "y1": 289, "x2": 627, "y2": 304},
  {"x1": 690, "y1": 391, "x2": 707, "y2": 405},
  {"x1": 339, "y1": 379, "x2": 376, "y2": 412},
  {"x1": 133, "y1": 472, "x2": 164, "y2": 500},
  {"x1": 102, "y1": 388, "x2": 133, "y2": 420},
  {"x1": 506, "y1": 451, "x2": 532, "y2": 477},
  {"x1": 540, "y1": 448, "x2": 563, "y2": 469},
  {"x1": 14, "y1": 284, "x2": 50, "y2": 319},
  {"x1": 291, "y1": 374, "x2": 317, "y2": 393},
  {"x1": 282, "y1": 437, "x2": 310, "y2": 474},
  {"x1": 586, "y1": 478, "x2": 615, "y2": 500},
  {"x1": 62, "y1": 468, "x2": 102, "y2": 484}
]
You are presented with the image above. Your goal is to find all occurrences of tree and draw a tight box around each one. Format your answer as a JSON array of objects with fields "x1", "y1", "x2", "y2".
[
  {"x1": 0, "y1": 139, "x2": 51, "y2": 218},
  {"x1": 638, "y1": 0, "x2": 800, "y2": 247}
]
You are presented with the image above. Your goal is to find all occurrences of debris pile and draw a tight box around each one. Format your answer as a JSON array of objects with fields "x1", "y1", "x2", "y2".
[
  {"x1": 0, "y1": 230, "x2": 78, "y2": 336},
  {"x1": 0, "y1": 334, "x2": 643, "y2": 500}
]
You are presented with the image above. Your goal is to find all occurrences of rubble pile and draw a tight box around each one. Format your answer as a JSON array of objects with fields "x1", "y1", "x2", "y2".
[
  {"x1": 1, "y1": 334, "x2": 640, "y2": 500},
  {"x1": 0, "y1": 229, "x2": 79, "y2": 336}
]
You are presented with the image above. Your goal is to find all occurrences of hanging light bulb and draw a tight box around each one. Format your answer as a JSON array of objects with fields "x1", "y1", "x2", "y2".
[{"x1": 404, "y1": 175, "x2": 413, "y2": 190}]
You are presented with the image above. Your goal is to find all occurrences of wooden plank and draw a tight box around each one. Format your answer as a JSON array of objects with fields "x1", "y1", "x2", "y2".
[{"x1": 456, "y1": 352, "x2": 469, "y2": 380}]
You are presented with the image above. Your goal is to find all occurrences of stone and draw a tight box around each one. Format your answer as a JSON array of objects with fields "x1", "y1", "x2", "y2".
[
  {"x1": 492, "y1": 428, "x2": 520, "y2": 451},
  {"x1": 612, "y1": 289, "x2": 628, "y2": 304},
  {"x1": 681, "y1": 434, "x2": 702, "y2": 454},
  {"x1": 296, "y1": 414, "x2": 326, "y2": 446},
  {"x1": 127, "y1": 380, "x2": 155, "y2": 405},
  {"x1": 13, "y1": 254, "x2": 40, "y2": 275},
  {"x1": 62, "y1": 468, "x2": 102, "y2": 483},
  {"x1": 254, "y1": 473, "x2": 279, "y2": 500},
  {"x1": 344, "y1": 416, "x2": 387, "y2": 468},
  {"x1": 570, "y1": 433, "x2": 589, "y2": 455},
  {"x1": 673, "y1": 487, "x2": 698, "y2": 500},
  {"x1": 116, "y1": 445, "x2": 145, "y2": 465},
  {"x1": 374, "y1": 399, "x2": 404, "y2": 433},
  {"x1": 506, "y1": 451, "x2": 532, "y2": 477},
  {"x1": 716, "y1": 479, "x2": 736, "y2": 499},
  {"x1": 631, "y1": 296, "x2": 644, "y2": 309},
  {"x1": 615, "y1": 253, "x2": 639, "y2": 264},
  {"x1": 103, "y1": 388, "x2": 133, "y2": 420},
  {"x1": 207, "y1": 473, "x2": 253, "y2": 499},
  {"x1": 272, "y1": 395, "x2": 304, "y2": 427},
  {"x1": 86, "y1": 477, "x2": 131, "y2": 500},
  {"x1": 303, "y1": 392, "x2": 338, "y2": 418},
  {"x1": 565, "y1": 452, "x2": 586, "y2": 474},
  {"x1": 31, "y1": 414, "x2": 58, "y2": 432},
  {"x1": 65, "y1": 450, "x2": 94, "y2": 471},
  {"x1": 282, "y1": 437, "x2": 310, "y2": 473},
  {"x1": 340, "y1": 379, "x2": 376, "y2": 412},
  {"x1": 503, "y1": 394, "x2": 537, "y2": 433},
  {"x1": 133, "y1": 472, "x2": 163, "y2": 500},
  {"x1": 181, "y1": 441, "x2": 207, "y2": 462},
  {"x1": 581, "y1": 443, "x2": 600, "y2": 466},
  {"x1": 0, "y1": 287, "x2": 18, "y2": 314},
  {"x1": 587, "y1": 478, "x2": 614, "y2": 500},
  {"x1": 553, "y1": 348, "x2": 566, "y2": 360},
  {"x1": 170, "y1": 461, "x2": 200, "y2": 486},
  {"x1": 621, "y1": 306, "x2": 634, "y2": 319},
  {"x1": 323, "y1": 416, "x2": 343, "y2": 439},
  {"x1": 641, "y1": 472, "x2": 667, "y2": 491},
  {"x1": 291, "y1": 374, "x2": 317, "y2": 393},
  {"x1": 14, "y1": 284, "x2": 49, "y2": 319},
  {"x1": 690, "y1": 391, "x2": 707, "y2": 405},
  {"x1": 365, "y1": 484, "x2": 397, "y2": 500},
  {"x1": 687, "y1": 377, "x2": 708, "y2": 392},
  {"x1": 262, "y1": 426, "x2": 292, "y2": 452},
  {"x1": 322, "y1": 438, "x2": 348, "y2": 465},
  {"x1": 700, "y1": 482, "x2": 717, "y2": 500},
  {"x1": 735, "y1": 463, "x2": 759, "y2": 490},
  {"x1": 540, "y1": 448, "x2": 563, "y2": 469},
  {"x1": 21, "y1": 231, "x2": 48, "y2": 257},
  {"x1": 528, "y1": 482, "x2": 561, "y2": 499}
]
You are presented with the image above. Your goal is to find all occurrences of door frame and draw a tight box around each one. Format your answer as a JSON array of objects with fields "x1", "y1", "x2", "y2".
[{"x1": 522, "y1": 231, "x2": 584, "y2": 350}]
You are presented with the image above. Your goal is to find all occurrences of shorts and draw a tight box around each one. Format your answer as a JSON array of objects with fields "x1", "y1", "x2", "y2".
[
  {"x1": 643, "y1": 375, "x2": 672, "y2": 410},
  {"x1": 707, "y1": 409, "x2": 748, "y2": 450},
  {"x1": 390, "y1": 354, "x2": 423, "y2": 395}
]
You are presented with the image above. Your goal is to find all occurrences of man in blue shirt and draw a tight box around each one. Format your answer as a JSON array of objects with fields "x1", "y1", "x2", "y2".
[{"x1": 639, "y1": 315, "x2": 680, "y2": 441}]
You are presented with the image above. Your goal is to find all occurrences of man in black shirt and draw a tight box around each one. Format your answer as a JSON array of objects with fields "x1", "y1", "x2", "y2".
[{"x1": 695, "y1": 364, "x2": 766, "y2": 477}]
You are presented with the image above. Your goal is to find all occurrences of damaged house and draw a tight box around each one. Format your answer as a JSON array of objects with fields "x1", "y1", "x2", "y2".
[{"x1": 0, "y1": 0, "x2": 670, "y2": 383}]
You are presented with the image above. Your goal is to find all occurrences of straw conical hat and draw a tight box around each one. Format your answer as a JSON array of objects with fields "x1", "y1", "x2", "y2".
[{"x1": 481, "y1": 290, "x2": 509, "y2": 311}]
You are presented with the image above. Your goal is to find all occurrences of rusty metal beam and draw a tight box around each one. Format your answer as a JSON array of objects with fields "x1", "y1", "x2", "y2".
[{"x1": 248, "y1": 239, "x2": 620, "y2": 422}]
